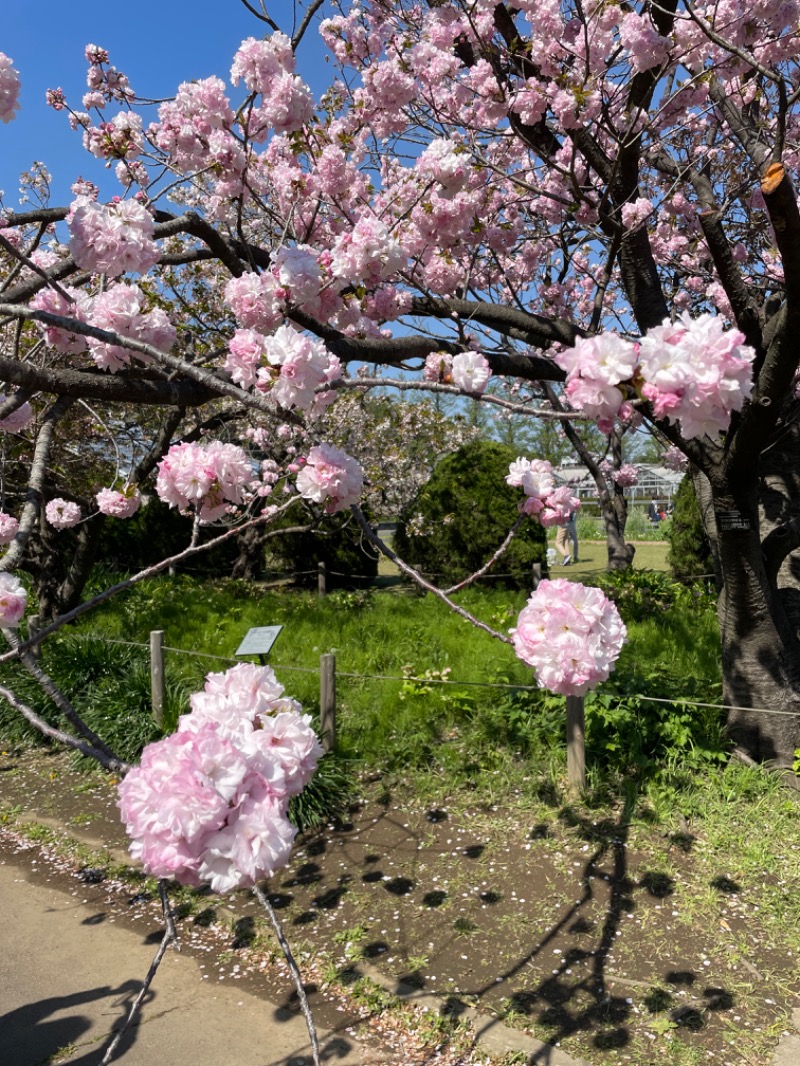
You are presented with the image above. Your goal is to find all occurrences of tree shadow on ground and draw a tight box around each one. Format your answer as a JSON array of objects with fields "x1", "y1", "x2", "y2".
[{"x1": 0, "y1": 979, "x2": 147, "y2": 1065}]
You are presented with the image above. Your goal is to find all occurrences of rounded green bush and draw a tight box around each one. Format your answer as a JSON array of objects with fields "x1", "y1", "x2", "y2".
[{"x1": 394, "y1": 440, "x2": 547, "y2": 589}]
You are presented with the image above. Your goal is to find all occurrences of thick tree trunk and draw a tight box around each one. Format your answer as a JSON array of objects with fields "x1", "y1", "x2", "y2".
[
  {"x1": 711, "y1": 466, "x2": 800, "y2": 767},
  {"x1": 230, "y1": 523, "x2": 264, "y2": 581}
]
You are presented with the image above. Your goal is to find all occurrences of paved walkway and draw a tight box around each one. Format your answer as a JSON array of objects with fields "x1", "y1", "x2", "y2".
[{"x1": 0, "y1": 851, "x2": 363, "y2": 1066}]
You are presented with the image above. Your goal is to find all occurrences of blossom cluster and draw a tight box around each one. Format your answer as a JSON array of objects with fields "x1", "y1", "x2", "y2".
[
  {"x1": 68, "y1": 196, "x2": 159, "y2": 277},
  {"x1": 231, "y1": 33, "x2": 313, "y2": 137},
  {"x1": 46, "y1": 498, "x2": 82, "y2": 530},
  {"x1": 117, "y1": 663, "x2": 322, "y2": 893},
  {"x1": 0, "y1": 395, "x2": 34, "y2": 432},
  {"x1": 663, "y1": 446, "x2": 689, "y2": 473},
  {"x1": 510, "y1": 579, "x2": 627, "y2": 697},
  {"x1": 0, "y1": 512, "x2": 19, "y2": 545},
  {"x1": 96, "y1": 486, "x2": 142, "y2": 519},
  {"x1": 423, "y1": 351, "x2": 492, "y2": 395},
  {"x1": 506, "y1": 458, "x2": 580, "y2": 526},
  {"x1": 295, "y1": 444, "x2": 363, "y2": 514},
  {"x1": 612, "y1": 464, "x2": 639, "y2": 488},
  {"x1": 556, "y1": 315, "x2": 755, "y2": 440},
  {"x1": 225, "y1": 324, "x2": 340, "y2": 413},
  {"x1": 0, "y1": 53, "x2": 21, "y2": 124},
  {"x1": 29, "y1": 283, "x2": 176, "y2": 371},
  {"x1": 155, "y1": 440, "x2": 254, "y2": 523}
]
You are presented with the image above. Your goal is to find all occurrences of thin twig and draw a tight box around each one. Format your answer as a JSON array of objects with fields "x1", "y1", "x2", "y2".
[
  {"x1": 350, "y1": 505, "x2": 511, "y2": 644},
  {"x1": 0, "y1": 499, "x2": 299, "y2": 665},
  {"x1": 444, "y1": 517, "x2": 525, "y2": 595},
  {"x1": 253, "y1": 883, "x2": 321, "y2": 1066},
  {"x1": 99, "y1": 881, "x2": 179, "y2": 1065}
]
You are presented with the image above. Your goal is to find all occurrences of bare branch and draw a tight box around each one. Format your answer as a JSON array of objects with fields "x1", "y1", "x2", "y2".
[
  {"x1": 0, "y1": 681, "x2": 129, "y2": 772},
  {"x1": 350, "y1": 505, "x2": 512, "y2": 644},
  {"x1": 0, "y1": 500, "x2": 301, "y2": 665},
  {"x1": 0, "y1": 396, "x2": 74, "y2": 573}
]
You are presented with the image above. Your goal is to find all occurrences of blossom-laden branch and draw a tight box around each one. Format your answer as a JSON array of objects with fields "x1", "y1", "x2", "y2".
[{"x1": 0, "y1": 500, "x2": 301, "y2": 666}]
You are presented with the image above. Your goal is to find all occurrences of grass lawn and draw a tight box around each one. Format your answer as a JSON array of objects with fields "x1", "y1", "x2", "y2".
[{"x1": 551, "y1": 538, "x2": 669, "y2": 577}]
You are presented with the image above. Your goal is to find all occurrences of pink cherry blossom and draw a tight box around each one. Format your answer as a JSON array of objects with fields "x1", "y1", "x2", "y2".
[
  {"x1": 638, "y1": 313, "x2": 755, "y2": 440},
  {"x1": 230, "y1": 33, "x2": 294, "y2": 94},
  {"x1": 619, "y1": 12, "x2": 671, "y2": 74},
  {"x1": 0, "y1": 54, "x2": 21, "y2": 124},
  {"x1": 555, "y1": 334, "x2": 638, "y2": 424},
  {"x1": 507, "y1": 458, "x2": 580, "y2": 526},
  {"x1": 451, "y1": 351, "x2": 492, "y2": 395},
  {"x1": 0, "y1": 573, "x2": 26, "y2": 628},
  {"x1": 612, "y1": 464, "x2": 639, "y2": 487},
  {"x1": 96, "y1": 486, "x2": 141, "y2": 518},
  {"x1": 330, "y1": 216, "x2": 407, "y2": 285},
  {"x1": 0, "y1": 512, "x2": 19, "y2": 545},
  {"x1": 224, "y1": 271, "x2": 283, "y2": 334},
  {"x1": 155, "y1": 440, "x2": 254, "y2": 523},
  {"x1": 423, "y1": 352, "x2": 454, "y2": 384},
  {"x1": 260, "y1": 325, "x2": 337, "y2": 412},
  {"x1": 225, "y1": 328, "x2": 269, "y2": 389},
  {"x1": 87, "y1": 284, "x2": 176, "y2": 372},
  {"x1": 510, "y1": 579, "x2": 627, "y2": 697},
  {"x1": 68, "y1": 196, "x2": 159, "y2": 277},
  {"x1": 663, "y1": 446, "x2": 689, "y2": 473},
  {"x1": 296, "y1": 444, "x2": 363, "y2": 514},
  {"x1": 29, "y1": 286, "x2": 91, "y2": 354},
  {"x1": 45, "y1": 498, "x2": 82, "y2": 530}
]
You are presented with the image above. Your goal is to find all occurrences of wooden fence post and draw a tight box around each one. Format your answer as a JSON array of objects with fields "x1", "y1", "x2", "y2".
[
  {"x1": 566, "y1": 694, "x2": 586, "y2": 793},
  {"x1": 320, "y1": 652, "x2": 336, "y2": 752},
  {"x1": 150, "y1": 629, "x2": 165, "y2": 728},
  {"x1": 318, "y1": 560, "x2": 327, "y2": 597},
  {"x1": 532, "y1": 562, "x2": 542, "y2": 590}
]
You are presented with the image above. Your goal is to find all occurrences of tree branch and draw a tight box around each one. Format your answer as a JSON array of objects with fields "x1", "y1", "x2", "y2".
[{"x1": 0, "y1": 396, "x2": 74, "y2": 572}]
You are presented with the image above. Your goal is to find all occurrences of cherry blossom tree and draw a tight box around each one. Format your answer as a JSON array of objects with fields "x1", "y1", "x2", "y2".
[{"x1": 1, "y1": 0, "x2": 800, "y2": 773}]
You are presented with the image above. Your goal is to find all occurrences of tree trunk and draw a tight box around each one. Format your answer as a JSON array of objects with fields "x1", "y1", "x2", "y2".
[
  {"x1": 230, "y1": 523, "x2": 265, "y2": 581},
  {"x1": 601, "y1": 490, "x2": 635, "y2": 571},
  {"x1": 711, "y1": 464, "x2": 800, "y2": 767}
]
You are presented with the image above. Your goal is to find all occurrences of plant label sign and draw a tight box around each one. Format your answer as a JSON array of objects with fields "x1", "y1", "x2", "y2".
[
  {"x1": 715, "y1": 509, "x2": 753, "y2": 533},
  {"x1": 236, "y1": 625, "x2": 283, "y2": 659}
]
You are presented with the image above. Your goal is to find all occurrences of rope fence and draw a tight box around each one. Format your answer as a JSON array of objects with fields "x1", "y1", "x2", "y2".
[{"x1": 72, "y1": 632, "x2": 800, "y2": 721}]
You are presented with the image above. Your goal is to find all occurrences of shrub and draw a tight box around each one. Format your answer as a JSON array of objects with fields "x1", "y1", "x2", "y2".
[
  {"x1": 266, "y1": 506, "x2": 379, "y2": 589},
  {"x1": 667, "y1": 474, "x2": 715, "y2": 583},
  {"x1": 394, "y1": 440, "x2": 547, "y2": 589},
  {"x1": 590, "y1": 567, "x2": 715, "y2": 624}
]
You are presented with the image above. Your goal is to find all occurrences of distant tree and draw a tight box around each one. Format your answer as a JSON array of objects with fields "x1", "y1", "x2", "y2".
[{"x1": 667, "y1": 475, "x2": 717, "y2": 587}]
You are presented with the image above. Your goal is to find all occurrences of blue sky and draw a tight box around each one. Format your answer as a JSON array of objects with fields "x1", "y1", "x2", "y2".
[{"x1": 1, "y1": 0, "x2": 334, "y2": 207}]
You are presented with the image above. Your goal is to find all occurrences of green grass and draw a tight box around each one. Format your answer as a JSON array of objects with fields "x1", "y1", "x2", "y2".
[
  {"x1": 550, "y1": 538, "x2": 669, "y2": 577},
  {"x1": 0, "y1": 573, "x2": 724, "y2": 802}
]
